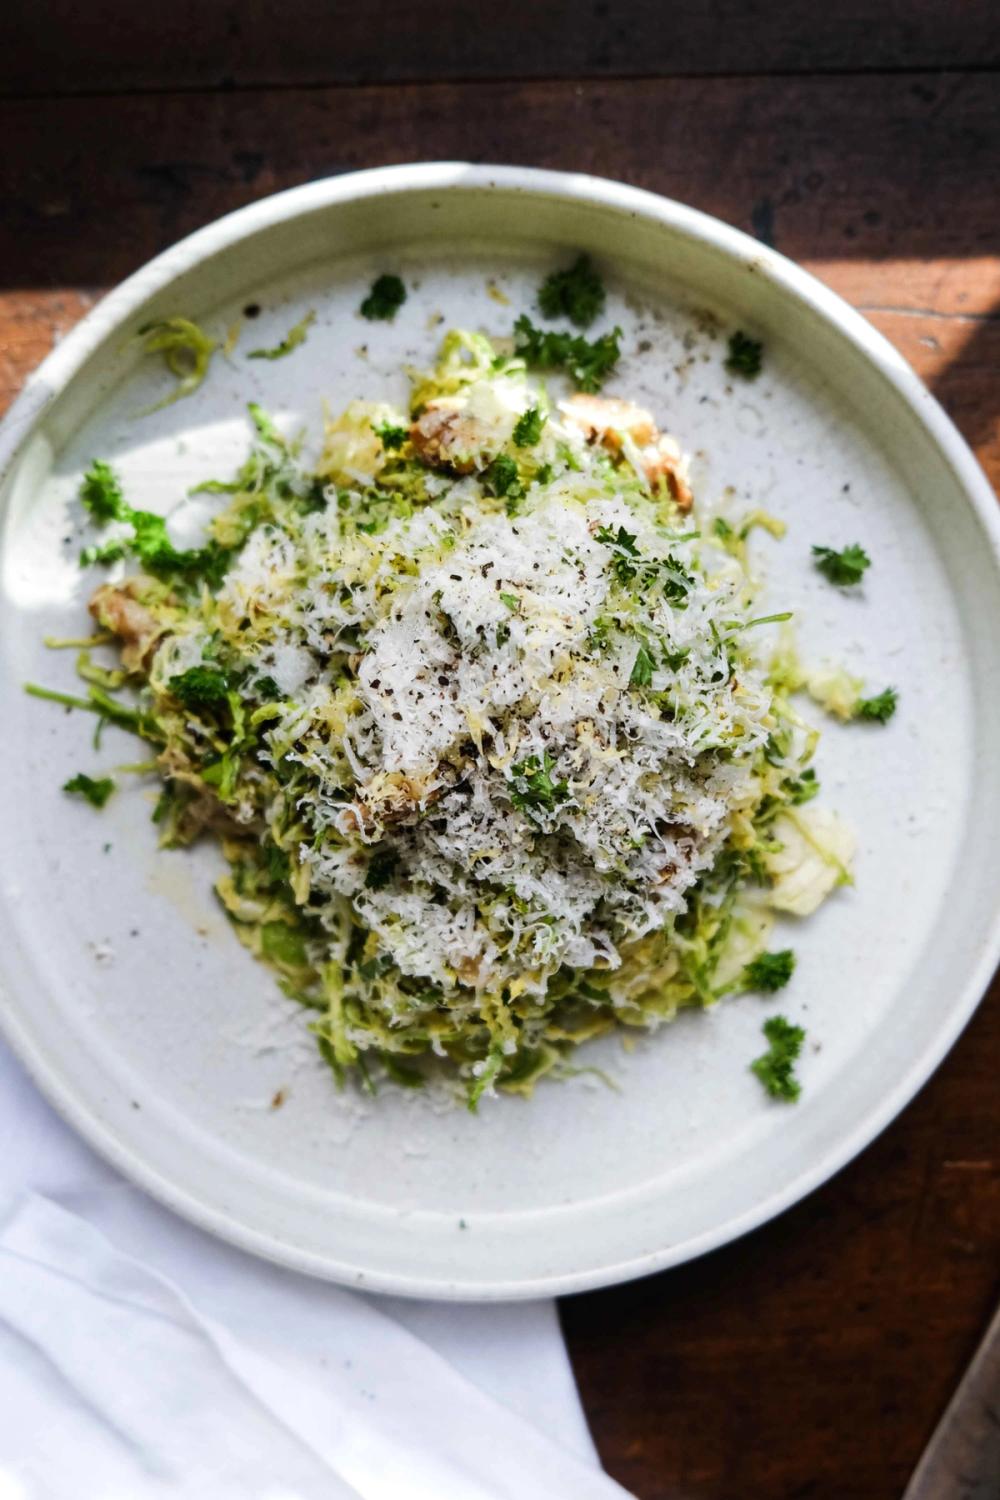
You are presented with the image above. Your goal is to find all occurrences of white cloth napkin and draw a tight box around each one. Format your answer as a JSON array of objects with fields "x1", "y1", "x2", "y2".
[{"x1": 0, "y1": 1042, "x2": 635, "y2": 1499}]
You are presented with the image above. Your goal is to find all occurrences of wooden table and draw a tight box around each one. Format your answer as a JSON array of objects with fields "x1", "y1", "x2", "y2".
[{"x1": 3, "y1": 6, "x2": 999, "y2": 1495}]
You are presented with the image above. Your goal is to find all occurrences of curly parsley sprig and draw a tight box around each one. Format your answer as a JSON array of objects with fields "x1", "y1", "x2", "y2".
[
  {"x1": 63, "y1": 772, "x2": 116, "y2": 808},
  {"x1": 855, "y1": 686, "x2": 898, "y2": 723},
  {"x1": 513, "y1": 405, "x2": 546, "y2": 447},
  {"x1": 360, "y1": 275, "x2": 407, "y2": 321},
  {"x1": 509, "y1": 753, "x2": 569, "y2": 820},
  {"x1": 812, "y1": 543, "x2": 870, "y2": 586},
  {"x1": 538, "y1": 254, "x2": 606, "y2": 328},
  {"x1": 513, "y1": 315, "x2": 621, "y2": 393},
  {"x1": 751, "y1": 1015, "x2": 805, "y2": 1101},
  {"x1": 725, "y1": 331, "x2": 763, "y2": 379},
  {"x1": 743, "y1": 950, "x2": 796, "y2": 993},
  {"x1": 78, "y1": 459, "x2": 229, "y2": 587}
]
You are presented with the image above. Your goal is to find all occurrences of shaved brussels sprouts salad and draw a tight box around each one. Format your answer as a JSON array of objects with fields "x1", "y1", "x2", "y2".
[{"x1": 34, "y1": 281, "x2": 886, "y2": 1109}]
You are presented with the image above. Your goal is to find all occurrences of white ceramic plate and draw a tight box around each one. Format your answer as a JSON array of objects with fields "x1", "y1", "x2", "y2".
[{"x1": 1, "y1": 164, "x2": 999, "y2": 1300}]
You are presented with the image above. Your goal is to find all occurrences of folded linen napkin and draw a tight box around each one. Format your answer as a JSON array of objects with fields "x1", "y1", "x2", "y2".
[{"x1": 0, "y1": 1042, "x2": 634, "y2": 1499}]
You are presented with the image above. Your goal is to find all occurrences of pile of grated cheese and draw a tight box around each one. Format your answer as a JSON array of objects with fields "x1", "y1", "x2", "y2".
[
  {"x1": 201, "y1": 362, "x2": 776, "y2": 1000},
  {"x1": 70, "y1": 326, "x2": 863, "y2": 1103}
]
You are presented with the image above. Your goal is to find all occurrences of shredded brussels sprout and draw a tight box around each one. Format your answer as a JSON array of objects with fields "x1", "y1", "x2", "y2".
[
  {"x1": 136, "y1": 317, "x2": 219, "y2": 412},
  {"x1": 35, "y1": 328, "x2": 860, "y2": 1108}
]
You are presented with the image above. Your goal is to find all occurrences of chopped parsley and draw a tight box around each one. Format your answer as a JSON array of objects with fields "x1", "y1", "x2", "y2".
[
  {"x1": 595, "y1": 524, "x2": 638, "y2": 555},
  {"x1": 538, "y1": 254, "x2": 606, "y2": 328},
  {"x1": 725, "y1": 331, "x2": 763, "y2": 380},
  {"x1": 509, "y1": 752, "x2": 569, "y2": 818},
  {"x1": 513, "y1": 315, "x2": 621, "y2": 393},
  {"x1": 513, "y1": 405, "x2": 546, "y2": 447},
  {"x1": 79, "y1": 460, "x2": 126, "y2": 522},
  {"x1": 596, "y1": 524, "x2": 640, "y2": 583},
  {"x1": 812, "y1": 543, "x2": 870, "y2": 586},
  {"x1": 751, "y1": 1015, "x2": 805, "y2": 1101},
  {"x1": 483, "y1": 454, "x2": 521, "y2": 499},
  {"x1": 662, "y1": 646, "x2": 691, "y2": 672},
  {"x1": 360, "y1": 274, "x2": 406, "y2": 321},
  {"x1": 587, "y1": 616, "x2": 612, "y2": 652},
  {"x1": 168, "y1": 666, "x2": 230, "y2": 708},
  {"x1": 743, "y1": 949, "x2": 796, "y2": 993},
  {"x1": 499, "y1": 592, "x2": 520, "y2": 611},
  {"x1": 63, "y1": 772, "x2": 115, "y2": 808},
  {"x1": 248, "y1": 310, "x2": 316, "y2": 361},
  {"x1": 77, "y1": 460, "x2": 230, "y2": 588},
  {"x1": 127, "y1": 512, "x2": 228, "y2": 584},
  {"x1": 630, "y1": 644, "x2": 656, "y2": 688},
  {"x1": 596, "y1": 525, "x2": 693, "y2": 605},
  {"x1": 373, "y1": 421, "x2": 408, "y2": 451},
  {"x1": 855, "y1": 686, "x2": 898, "y2": 723}
]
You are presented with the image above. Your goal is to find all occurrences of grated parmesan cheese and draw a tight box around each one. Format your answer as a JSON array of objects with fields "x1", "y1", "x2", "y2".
[
  {"x1": 237, "y1": 458, "x2": 773, "y2": 994},
  {"x1": 79, "y1": 327, "x2": 856, "y2": 1104}
]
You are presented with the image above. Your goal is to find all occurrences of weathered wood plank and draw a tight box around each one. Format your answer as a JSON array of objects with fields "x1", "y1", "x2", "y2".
[
  {"x1": 1, "y1": 73, "x2": 996, "y2": 299},
  {"x1": 0, "y1": 290, "x2": 97, "y2": 413},
  {"x1": 4, "y1": 73, "x2": 997, "y2": 480},
  {"x1": 3, "y1": 0, "x2": 999, "y2": 97},
  {"x1": 562, "y1": 973, "x2": 1000, "y2": 1500}
]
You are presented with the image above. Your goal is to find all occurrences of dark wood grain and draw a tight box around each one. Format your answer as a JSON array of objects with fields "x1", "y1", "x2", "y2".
[
  {"x1": 3, "y1": 0, "x2": 999, "y2": 97},
  {"x1": 3, "y1": 72, "x2": 998, "y2": 289},
  {"x1": 562, "y1": 977, "x2": 1000, "y2": 1499},
  {"x1": 903, "y1": 1298, "x2": 1000, "y2": 1498},
  {"x1": 2, "y1": 63, "x2": 999, "y2": 1500},
  {"x1": 4, "y1": 71, "x2": 999, "y2": 481}
]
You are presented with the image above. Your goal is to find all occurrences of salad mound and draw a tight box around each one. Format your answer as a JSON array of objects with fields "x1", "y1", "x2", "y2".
[{"x1": 64, "y1": 330, "x2": 854, "y2": 1106}]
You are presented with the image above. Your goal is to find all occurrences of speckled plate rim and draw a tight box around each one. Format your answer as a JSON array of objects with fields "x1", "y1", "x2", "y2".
[{"x1": 1, "y1": 162, "x2": 999, "y2": 1300}]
